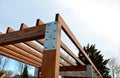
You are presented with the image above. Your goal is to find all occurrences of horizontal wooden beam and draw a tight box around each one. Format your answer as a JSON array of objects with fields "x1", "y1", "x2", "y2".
[
  {"x1": 3, "y1": 45, "x2": 42, "y2": 63},
  {"x1": 0, "y1": 51, "x2": 39, "y2": 67},
  {"x1": 61, "y1": 41, "x2": 85, "y2": 65},
  {"x1": 60, "y1": 66, "x2": 86, "y2": 71},
  {"x1": 0, "y1": 24, "x2": 46, "y2": 46},
  {"x1": 7, "y1": 27, "x2": 43, "y2": 58},
  {"x1": 39, "y1": 66, "x2": 86, "y2": 71},
  {"x1": 0, "y1": 47, "x2": 41, "y2": 66}
]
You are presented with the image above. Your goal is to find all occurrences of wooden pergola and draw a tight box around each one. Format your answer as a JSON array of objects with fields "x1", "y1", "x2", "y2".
[{"x1": 0, "y1": 14, "x2": 103, "y2": 78}]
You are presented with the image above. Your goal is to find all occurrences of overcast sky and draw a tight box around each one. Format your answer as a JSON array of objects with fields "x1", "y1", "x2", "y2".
[{"x1": 0, "y1": 0, "x2": 120, "y2": 59}]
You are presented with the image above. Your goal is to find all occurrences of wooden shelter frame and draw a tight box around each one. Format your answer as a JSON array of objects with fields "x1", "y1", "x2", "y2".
[{"x1": 0, "y1": 14, "x2": 102, "y2": 78}]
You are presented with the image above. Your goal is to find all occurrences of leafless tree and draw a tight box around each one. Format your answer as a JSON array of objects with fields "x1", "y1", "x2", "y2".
[
  {"x1": 15, "y1": 61, "x2": 32, "y2": 75},
  {"x1": 108, "y1": 57, "x2": 120, "y2": 78},
  {"x1": 0, "y1": 70, "x2": 13, "y2": 77},
  {"x1": 0, "y1": 55, "x2": 9, "y2": 71}
]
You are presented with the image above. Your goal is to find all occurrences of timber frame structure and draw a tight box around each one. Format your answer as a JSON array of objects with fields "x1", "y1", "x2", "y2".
[{"x1": 0, "y1": 14, "x2": 103, "y2": 78}]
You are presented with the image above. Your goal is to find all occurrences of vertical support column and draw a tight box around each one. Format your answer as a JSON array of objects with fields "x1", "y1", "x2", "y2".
[
  {"x1": 41, "y1": 21, "x2": 61, "y2": 78},
  {"x1": 86, "y1": 65, "x2": 92, "y2": 78}
]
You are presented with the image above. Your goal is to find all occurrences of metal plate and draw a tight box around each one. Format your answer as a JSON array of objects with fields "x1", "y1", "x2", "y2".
[{"x1": 44, "y1": 21, "x2": 58, "y2": 50}]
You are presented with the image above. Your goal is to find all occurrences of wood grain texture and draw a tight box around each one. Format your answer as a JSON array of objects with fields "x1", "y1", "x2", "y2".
[
  {"x1": 0, "y1": 25, "x2": 46, "y2": 46},
  {"x1": 0, "y1": 51, "x2": 39, "y2": 67},
  {"x1": 0, "y1": 46, "x2": 41, "y2": 66},
  {"x1": 61, "y1": 41, "x2": 85, "y2": 65},
  {"x1": 60, "y1": 66, "x2": 86, "y2": 71}
]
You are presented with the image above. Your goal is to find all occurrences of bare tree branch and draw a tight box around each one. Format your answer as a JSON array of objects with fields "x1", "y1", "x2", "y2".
[{"x1": 0, "y1": 55, "x2": 9, "y2": 71}]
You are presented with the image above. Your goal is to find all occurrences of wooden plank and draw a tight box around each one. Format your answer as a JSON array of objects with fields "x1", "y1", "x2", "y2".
[
  {"x1": 7, "y1": 27, "x2": 43, "y2": 59},
  {"x1": 0, "y1": 47, "x2": 41, "y2": 66},
  {"x1": 41, "y1": 50, "x2": 60, "y2": 78},
  {"x1": 3, "y1": 45, "x2": 42, "y2": 63},
  {"x1": 63, "y1": 76, "x2": 88, "y2": 78},
  {"x1": 55, "y1": 14, "x2": 102, "y2": 78},
  {"x1": 14, "y1": 43, "x2": 43, "y2": 59},
  {"x1": 39, "y1": 66, "x2": 86, "y2": 71},
  {"x1": 60, "y1": 66, "x2": 86, "y2": 71},
  {"x1": 60, "y1": 53, "x2": 76, "y2": 65},
  {"x1": 61, "y1": 41, "x2": 85, "y2": 65},
  {"x1": 20, "y1": 24, "x2": 43, "y2": 53},
  {"x1": 0, "y1": 32, "x2": 42, "y2": 64},
  {"x1": 0, "y1": 24, "x2": 46, "y2": 46},
  {"x1": 0, "y1": 51, "x2": 39, "y2": 67}
]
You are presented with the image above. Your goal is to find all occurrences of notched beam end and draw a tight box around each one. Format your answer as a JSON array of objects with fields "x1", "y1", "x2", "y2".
[
  {"x1": 6, "y1": 27, "x2": 14, "y2": 33},
  {"x1": 36, "y1": 19, "x2": 44, "y2": 26},
  {"x1": 20, "y1": 23, "x2": 28, "y2": 30},
  {"x1": 55, "y1": 13, "x2": 60, "y2": 21}
]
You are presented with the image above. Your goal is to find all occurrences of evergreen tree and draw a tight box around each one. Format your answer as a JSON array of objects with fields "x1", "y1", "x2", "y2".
[
  {"x1": 21, "y1": 65, "x2": 29, "y2": 78},
  {"x1": 77, "y1": 44, "x2": 111, "y2": 78}
]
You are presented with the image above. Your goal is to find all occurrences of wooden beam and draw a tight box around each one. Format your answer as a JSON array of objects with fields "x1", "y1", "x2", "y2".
[
  {"x1": 0, "y1": 24, "x2": 46, "y2": 46},
  {"x1": 0, "y1": 31, "x2": 42, "y2": 64},
  {"x1": 14, "y1": 43, "x2": 43, "y2": 59},
  {"x1": 6, "y1": 27, "x2": 43, "y2": 59},
  {"x1": 60, "y1": 65, "x2": 92, "y2": 78},
  {"x1": 60, "y1": 53, "x2": 76, "y2": 65},
  {"x1": 3, "y1": 45, "x2": 42, "y2": 63},
  {"x1": 20, "y1": 24, "x2": 44, "y2": 53},
  {"x1": 0, "y1": 51, "x2": 39, "y2": 67},
  {"x1": 63, "y1": 76, "x2": 89, "y2": 78},
  {"x1": 61, "y1": 41, "x2": 85, "y2": 65},
  {"x1": 0, "y1": 46, "x2": 41, "y2": 66},
  {"x1": 60, "y1": 66, "x2": 86, "y2": 71},
  {"x1": 39, "y1": 65, "x2": 86, "y2": 71},
  {"x1": 55, "y1": 14, "x2": 102, "y2": 78}
]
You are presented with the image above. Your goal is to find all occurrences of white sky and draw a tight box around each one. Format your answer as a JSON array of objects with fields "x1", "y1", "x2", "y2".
[
  {"x1": 56, "y1": 0, "x2": 120, "y2": 58},
  {"x1": 0, "y1": 0, "x2": 120, "y2": 69}
]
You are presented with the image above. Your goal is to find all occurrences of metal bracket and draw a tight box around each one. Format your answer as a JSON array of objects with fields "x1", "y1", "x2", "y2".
[
  {"x1": 86, "y1": 65, "x2": 92, "y2": 77},
  {"x1": 44, "y1": 21, "x2": 58, "y2": 50}
]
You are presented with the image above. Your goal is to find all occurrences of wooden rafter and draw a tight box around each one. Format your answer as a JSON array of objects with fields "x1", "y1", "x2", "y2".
[{"x1": 0, "y1": 24, "x2": 46, "y2": 46}]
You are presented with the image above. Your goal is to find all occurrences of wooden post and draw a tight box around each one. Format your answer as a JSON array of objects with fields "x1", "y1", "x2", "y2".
[{"x1": 41, "y1": 21, "x2": 61, "y2": 78}]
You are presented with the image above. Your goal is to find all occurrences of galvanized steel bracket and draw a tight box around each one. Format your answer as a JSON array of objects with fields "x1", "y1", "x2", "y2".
[
  {"x1": 44, "y1": 21, "x2": 58, "y2": 50},
  {"x1": 86, "y1": 65, "x2": 92, "y2": 77}
]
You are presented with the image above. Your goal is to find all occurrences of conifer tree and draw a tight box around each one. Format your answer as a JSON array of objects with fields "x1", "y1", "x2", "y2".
[
  {"x1": 21, "y1": 65, "x2": 29, "y2": 78},
  {"x1": 77, "y1": 44, "x2": 111, "y2": 78}
]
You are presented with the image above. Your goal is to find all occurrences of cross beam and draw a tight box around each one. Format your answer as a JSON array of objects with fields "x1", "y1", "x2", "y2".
[{"x1": 0, "y1": 25, "x2": 46, "y2": 46}]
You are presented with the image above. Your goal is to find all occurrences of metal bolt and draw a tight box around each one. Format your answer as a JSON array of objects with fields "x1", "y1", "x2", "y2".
[
  {"x1": 45, "y1": 47, "x2": 47, "y2": 49},
  {"x1": 47, "y1": 24, "x2": 50, "y2": 26},
  {"x1": 54, "y1": 22, "x2": 56, "y2": 24},
  {"x1": 46, "y1": 31, "x2": 49, "y2": 33},
  {"x1": 52, "y1": 46, "x2": 55, "y2": 48},
  {"x1": 53, "y1": 30, "x2": 56, "y2": 32}
]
